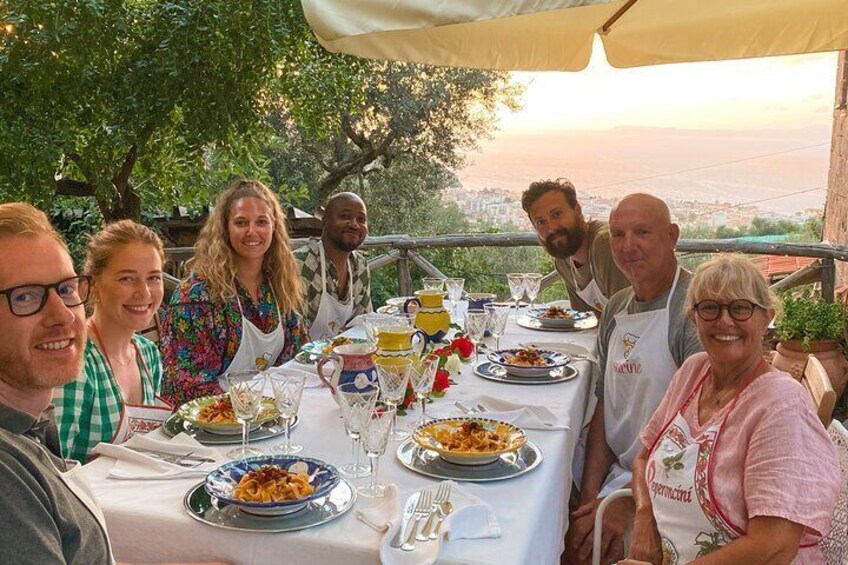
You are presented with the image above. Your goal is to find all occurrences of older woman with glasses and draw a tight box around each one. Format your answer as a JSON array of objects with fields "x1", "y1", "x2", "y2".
[{"x1": 622, "y1": 255, "x2": 840, "y2": 565}]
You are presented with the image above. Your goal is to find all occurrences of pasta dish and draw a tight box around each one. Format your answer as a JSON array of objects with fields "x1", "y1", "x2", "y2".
[
  {"x1": 198, "y1": 397, "x2": 237, "y2": 424},
  {"x1": 503, "y1": 348, "x2": 549, "y2": 367},
  {"x1": 538, "y1": 306, "x2": 576, "y2": 319},
  {"x1": 322, "y1": 336, "x2": 353, "y2": 354},
  {"x1": 434, "y1": 421, "x2": 509, "y2": 453},
  {"x1": 233, "y1": 465, "x2": 315, "y2": 503}
]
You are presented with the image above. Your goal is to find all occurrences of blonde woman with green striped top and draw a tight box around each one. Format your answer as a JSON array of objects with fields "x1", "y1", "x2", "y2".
[{"x1": 54, "y1": 220, "x2": 167, "y2": 463}]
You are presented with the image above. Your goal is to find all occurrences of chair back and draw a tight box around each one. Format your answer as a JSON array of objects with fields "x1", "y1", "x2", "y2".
[
  {"x1": 803, "y1": 355, "x2": 836, "y2": 426},
  {"x1": 820, "y1": 420, "x2": 848, "y2": 564}
]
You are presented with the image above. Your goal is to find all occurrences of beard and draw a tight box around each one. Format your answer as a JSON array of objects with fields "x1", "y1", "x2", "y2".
[
  {"x1": 542, "y1": 224, "x2": 586, "y2": 259},
  {"x1": 329, "y1": 233, "x2": 364, "y2": 252}
]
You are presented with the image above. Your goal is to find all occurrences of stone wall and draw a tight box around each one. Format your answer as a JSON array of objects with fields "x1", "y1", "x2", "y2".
[{"x1": 823, "y1": 51, "x2": 848, "y2": 287}]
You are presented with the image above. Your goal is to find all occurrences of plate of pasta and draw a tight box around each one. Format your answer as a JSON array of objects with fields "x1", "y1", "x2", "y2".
[
  {"x1": 527, "y1": 305, "x2": 593, "y2": 328},
  {"x1": 487, "y1": 347, "x2": 570, "y2": 377},
  {"x1": 412, "y1": 417, "x2": 527, "y2": 465},
  {"x1": 178, "y1": 395, "x2": 279, "y2": 435},
  {"x1": 205, "y1": 455, "x2": 340, "y2": 517},
  {"x1": 296, "y1": 336, "x2": 368, "y2": 364}
]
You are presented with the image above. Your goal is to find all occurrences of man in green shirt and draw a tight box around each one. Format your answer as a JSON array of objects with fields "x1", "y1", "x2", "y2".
[
  {"x1": 295, "y1": 192, "x2": 372, "y2": 340},
  {"x1": 522, "y1": 178, "x2": 630, "y2": 314}
]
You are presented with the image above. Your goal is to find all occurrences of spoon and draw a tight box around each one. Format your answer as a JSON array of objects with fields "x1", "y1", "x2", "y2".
[{"x1": 429, "y1": 498, "x2": 453, "y2": 539}]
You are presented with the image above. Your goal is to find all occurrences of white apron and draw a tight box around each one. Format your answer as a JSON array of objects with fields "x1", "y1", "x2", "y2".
[
  {"x1": 569, "y1": 257, "x2": 609, "y2": 312},
  {"x1": 90, "y1": 324, "x2": 173, "y2": 444},
  {"x1": 601, "y1": 267, "x2": 681, "y2": 497},
  {"x1": 220, "y1": 289, "x2": 286, "y2": 389},
  {"x1": 308, "y1": 242, "x2": 355, "y2": 341},
  {"x1": 646, "y1": 365, "x2": 753, "y2": 563}
]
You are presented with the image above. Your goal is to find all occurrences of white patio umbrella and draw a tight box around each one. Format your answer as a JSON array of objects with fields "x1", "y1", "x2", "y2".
[{"x1": 301, "y1": 0, "x2": 848, "y2": 70}]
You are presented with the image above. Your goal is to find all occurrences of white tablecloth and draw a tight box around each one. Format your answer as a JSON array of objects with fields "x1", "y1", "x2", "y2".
[{"x1": 80, "y1": 310, "x2": 598, "y2": 565}]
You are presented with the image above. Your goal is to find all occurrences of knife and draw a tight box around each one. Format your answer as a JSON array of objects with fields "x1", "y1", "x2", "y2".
[{"x1": 389, "y1": 491, "x2": 420, "y2": 548}]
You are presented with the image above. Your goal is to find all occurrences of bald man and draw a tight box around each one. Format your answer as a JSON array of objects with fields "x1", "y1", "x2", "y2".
[
  {"x1": 294, "y1": 192, "x2": 372, "y2": 340},
  {"x1": 564, "y1": 194, "x2": 702, "y2": 564}
]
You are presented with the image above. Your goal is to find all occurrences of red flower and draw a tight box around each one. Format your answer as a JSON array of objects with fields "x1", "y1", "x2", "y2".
[
  {"x1": 450, "y1": 336, "x2": 474, "y2": 359},
  {"x1": 433, "y1": 345, "x2": 452, "y2": 357},
  {"x1": 399, "y1": 385, "x2": 416, "y2": 409},
  {"x1": 433, "y1": 369, "x2": 451, "y2": 393}
]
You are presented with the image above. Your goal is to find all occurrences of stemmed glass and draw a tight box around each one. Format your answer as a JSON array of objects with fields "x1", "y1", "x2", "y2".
[
  {"x1": 464, "y1": 311, "x2": 489, "y2": 364},
  {"x1": 444, "y1": 278, "x2": 465, "y2": 320},
  {"x1": 393, "y1": 312, "x2": 417, "y2": 328},
  {"x1": 363, "y1": 313, "x2": 386, "y2": 345},
  {"x1": 358, "y1": 407, "x2": 395, "y2": 498},
  {"x1": 374, "y1": 357, "x2": 412, "y2": 442},
  {"x1": 337, "y1": 382, "x2": 379, "y2": 478},
  {"x1": 485, "y1": 303, "x2": 511, "y2": 351},
  {"x1": 507, "y1": 273, "x2": 526, "y2": 312},
  {"x1": 224, "y1": 370, "x2": 267, "y2": 459},
  {"x1": 268, "y1": 371, "x2": 306, "y2": 454},
  {"x1": 524, "y1": 273, "x2": 543, "y2": 311},
  {"x1": 410, "y1": 354, "x2": 439, "y2": 427},
  {"x1": 422, "y1": 277, "x2": 444, "y2": 291}
]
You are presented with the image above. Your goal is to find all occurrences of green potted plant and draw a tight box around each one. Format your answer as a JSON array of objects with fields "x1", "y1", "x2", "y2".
[{"x1": 771, "y1": 289, "x2": 848, "y2": 398}]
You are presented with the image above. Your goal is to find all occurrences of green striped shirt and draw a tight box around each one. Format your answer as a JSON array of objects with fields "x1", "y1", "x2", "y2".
[{"x1": 53, "y1": 335, "x2": 162, "y2": 463}]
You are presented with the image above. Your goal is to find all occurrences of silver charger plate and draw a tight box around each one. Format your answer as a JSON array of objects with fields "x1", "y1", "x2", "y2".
[
  {"x1": 183, "y1": 478, "x2": 356, "y2": 533},
  {"x1": 473, "y1": 361, "x2": 579, "y2": 385},
  {"x1": 396, "y1": 439, "x2": 542, "y2": 482},
  {"x1": 516, "y1": 315, "x2": 598, "y2": 332},
  {"x1": 162, "y1": 414, "x2": 297, "y2": 445}
]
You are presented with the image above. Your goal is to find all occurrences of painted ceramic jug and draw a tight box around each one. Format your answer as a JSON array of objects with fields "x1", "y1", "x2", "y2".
[
  {"x1": 316, "y1": 343, "x2": 378, "y2": 402},
  {"x1": 403, "y1": 290, "x2": 451, "y2": 344},
  {"x1": 375, "y1": 325, "x2": 426, "y2": 361}
]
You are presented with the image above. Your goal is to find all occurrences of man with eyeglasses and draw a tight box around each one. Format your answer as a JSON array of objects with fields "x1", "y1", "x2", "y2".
[{"x1": 564, "y1": 194, "x2": 703, "y2": 565}]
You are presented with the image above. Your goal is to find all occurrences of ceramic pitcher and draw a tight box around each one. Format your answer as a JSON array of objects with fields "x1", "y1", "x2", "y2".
[
  {"x1": 403, "y1": 290, "x2": 451, "y2": 344},
  {"x1": 316, "y1": 343, "x2": 378, "y2": 401},
  {"x1": 374, "y1": 325, "x2": 426, "y2": 362}
]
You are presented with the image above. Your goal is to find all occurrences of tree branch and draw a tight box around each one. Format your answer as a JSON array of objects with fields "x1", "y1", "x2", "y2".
[{"x1": 55, "y1": 178, "x2": 95, "y2": 197}]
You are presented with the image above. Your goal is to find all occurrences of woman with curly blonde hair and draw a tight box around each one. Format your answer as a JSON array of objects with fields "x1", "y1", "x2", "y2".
[{"x1": 160, "y1": 179, "x2": 306, "y2": 405}]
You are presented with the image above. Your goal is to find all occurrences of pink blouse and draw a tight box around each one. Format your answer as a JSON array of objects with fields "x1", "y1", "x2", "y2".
[{"x1": 640, "y1": 352, "x2": 840, "y2": 563}]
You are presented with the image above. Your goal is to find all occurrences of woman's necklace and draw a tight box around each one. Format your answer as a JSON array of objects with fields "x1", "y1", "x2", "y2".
[{"x1": 708, "y1": 357, "x2": 764, "y2": 407}]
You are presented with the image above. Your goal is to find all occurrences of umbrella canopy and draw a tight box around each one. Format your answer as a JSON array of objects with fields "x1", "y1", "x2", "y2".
[{"x1": 302, "y1": 0, "x2": 848, "y2": 70}]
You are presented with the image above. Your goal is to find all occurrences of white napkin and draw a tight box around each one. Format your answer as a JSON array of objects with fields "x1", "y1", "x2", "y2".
[
  {"x1": 441, "y1": 395, "x2": 569, "y2": 431},
  {"x1": 92, "y1": 433, "x2": 223, "y2": 480},
  {"x1": 357, "y1": 481, "x2": 500, "y2": 565},
  {"x1": 520, "y1": 340, "x2": 596, "y2": 363},
  {"x1": 271, "y1": 363, "x2": 324, "y2": 388}
]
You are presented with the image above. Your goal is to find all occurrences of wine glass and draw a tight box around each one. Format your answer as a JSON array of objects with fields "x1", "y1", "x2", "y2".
[
  {"x1": 485, "y1": 303, "x2": 511, "y2": 351},
  {"x1": 374, "y1": 357, "x2": 412, "y2": 442},
  {"x1": 444, "y1": 278, "x2": 465, "y2": 320},
  {"x1": 336, "y1": 382, "x2": 379, "y2": 478},
  {"x1": 464, "y1": 311, "x2": 489, "y2": 364},
  {"x1": 524, "y1": 273, "x2": 543, "y2": 311},
  {"x1": 358, "y1": 407, "x2": 395, "y2": 498},
  {"x1": 422, "y1": 277, "x2": 444, "y2": 291},
  {"x1": 409, "y1": 354, "x2": 439, "y2": 427},
  {"x1": 507, "y1": 273, "x2": 526, "y2": 312},
  {"x1": 268, "y1": 371, "x2": 306, "y2": 454},
  {"x1": 393, "y1": 312, "x2": 417, "y2": 329},
  {"x1": 224, "y1": 370, "x2": 267, "y2": 459},
  {"x1": 363, "y1": 313, "x2": 386, "y2": 345}
]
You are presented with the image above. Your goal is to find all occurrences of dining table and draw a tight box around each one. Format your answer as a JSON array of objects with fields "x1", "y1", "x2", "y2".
[{"x1": 80, "y1": 304, "x2": 599, "y2": 565}]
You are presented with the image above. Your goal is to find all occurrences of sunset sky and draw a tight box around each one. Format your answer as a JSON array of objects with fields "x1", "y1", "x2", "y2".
[{"x1": 498, "y1": 44, "x2": 840, "y2": 132}]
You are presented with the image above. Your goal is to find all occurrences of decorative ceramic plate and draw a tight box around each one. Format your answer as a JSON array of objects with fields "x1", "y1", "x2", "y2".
[
  {"x1": 386, "y1": 296, "x2": 415, "y2": 307},
  {"x1": 473, "y1": 361, "x2": 579, "y2": 385},
  {"x1": 161, "y1": 413, "x2": 295, "y2": 445},
  {"x1": 527, "y1": 306, "x2": 593, "y2": 328},
  {"x1": 517, "y1": 315, "x2": 598, "y2": 333},
  {"x1": 486, "y1": 348, "x2": 570, "y2": 377},
  {"x1": 177, "y1": 395, "x2": 279, "y2": 435},
  {"x1": 412, "y1": 417, "x2": 527, "y2": 466},
  {"x1": 184, "y1": 478, "x2": 355, "y2": 532},
  {"x1": 397, "y1": 439, "x2": 542, "y2": 482},
  {"x1": 295, "y1": 337, "x2": 369, "y2": 365},
  {"x1": 205, "y1": 455, "x2": 340, "y2": 517}
]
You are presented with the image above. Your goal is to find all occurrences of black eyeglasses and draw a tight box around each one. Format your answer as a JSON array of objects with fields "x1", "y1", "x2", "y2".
[
  {"x1": 692, "y1": 299, "x2": 763, "y2": 322},
  {"x1": 0, "y1": 275, "x2": 92, "y2": 317}
]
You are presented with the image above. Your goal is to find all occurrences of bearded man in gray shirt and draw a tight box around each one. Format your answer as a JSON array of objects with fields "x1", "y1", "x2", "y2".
[{"x1": 563, "y1": 194, "x2": 703, "y2": 565}]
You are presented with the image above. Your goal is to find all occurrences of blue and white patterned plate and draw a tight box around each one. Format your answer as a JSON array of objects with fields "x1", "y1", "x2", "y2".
[
  {"x1": 205, "y1": 456, "x2": 340, "y2": 517},
  {"x1": 527, "y1": 306, "x2": 593, "y2": 328},
  {"x1": 487, "y1": 348, "x2": 570, "y2": 377}
]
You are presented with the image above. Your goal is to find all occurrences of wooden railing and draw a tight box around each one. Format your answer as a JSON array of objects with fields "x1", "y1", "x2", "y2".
[{"x1": 164, "y1": 233, "x2": 848, "y2": 300}]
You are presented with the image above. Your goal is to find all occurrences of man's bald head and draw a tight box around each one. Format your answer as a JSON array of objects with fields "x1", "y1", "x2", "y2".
[
  {"x1": 610, "y1": 193, "x2": 671, "y2": 227},
  {"x1": 324, "y1": 192, "x2": 366, "y2": 218},
  {"x1": 322, "y1": 192, "x2": 368, "y2": 253}
]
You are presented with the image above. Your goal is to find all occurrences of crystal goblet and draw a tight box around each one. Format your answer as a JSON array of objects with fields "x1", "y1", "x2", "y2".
[
  {"x1": 507, "y1": 273, "x2": 526, "y2": 312},
  {"x1": 524, "y1": 273, "x2": 543, "y2": 311},
  {"x1": 336, "y1": 382, "x2": 379, "y2": 478},
  {"x1": 374, "y1": 357, "x2": 412, "y2": 442},
  {"x1": 464, "y1": 311, "x2": 489, "y2": 364},
  {"x1": 267, "y1": 370, "x2": 306, "y2": 454},
  {"x1": 224, "y1": 370, "x2": 266, "y2": 460},
  {"x1": 444, "y1": 278, "x2": 465, "y2": 320},
  {"x1": 358, "y1": 407, "x2": 395, "y2": 498},
  {"x1": 485, "y1": 303, "x2": 511, "y2": 351},
  {"x1": 409, "y1": 354, "x2": 439, "y2": 427}
]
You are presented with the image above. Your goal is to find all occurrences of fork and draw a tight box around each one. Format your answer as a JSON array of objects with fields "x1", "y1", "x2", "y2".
[
  {"x1": 125, "y1": 447, "x2": 212, "y2": 468},
  {"x1": 420, "y1": 482, "x2": 450, "y2": 539},
  {"x1": 401, "y1": 490, "x2": 432, "y2": 551}
]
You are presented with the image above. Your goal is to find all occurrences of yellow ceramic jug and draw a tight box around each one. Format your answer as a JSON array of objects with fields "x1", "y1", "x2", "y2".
[
  {"x1": 403, "y1": 290, "x2": 451, "y2": 344},
  {"x1": 375, "y1": 325, "x2": 426, "y2": 362}
]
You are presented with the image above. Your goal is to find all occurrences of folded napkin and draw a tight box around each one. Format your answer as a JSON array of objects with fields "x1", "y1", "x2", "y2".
[
  {"x1": 520, "y1": 340, "x2": 596, "y2": 363},
  {"x1": 93, "y1": 432, "x2": 224, "y2": 480},
  {"x1": 436, "y1": 395, "x2": 569, "y2": 431},
  {"x1": 357, "y1": 481, "x2": 500, "y2": 565},
  {"x1": 271, "y1": 363, "x2": 324, "y2": 388}
]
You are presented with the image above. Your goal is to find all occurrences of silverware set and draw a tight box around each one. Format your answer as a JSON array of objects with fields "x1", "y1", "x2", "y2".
[
  {"x1": 125, "y1": 446, "x2": 216, "y2": 468},
  {"x1": 390, "y1": 482, "x2": 453, "y2": 551},
  {"x1": 455, "y1": 401, "x2": 487, "y2": 414}
]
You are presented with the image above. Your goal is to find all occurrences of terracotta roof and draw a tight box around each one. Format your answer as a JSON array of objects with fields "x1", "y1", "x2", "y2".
[{"x1": 748, "y1": 255, "x2": 817, "y2": 279}]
